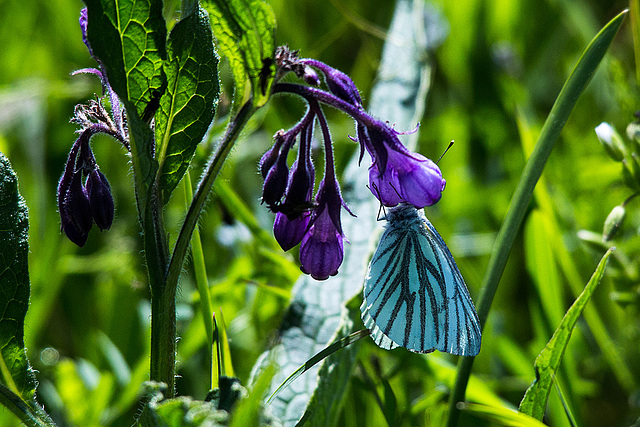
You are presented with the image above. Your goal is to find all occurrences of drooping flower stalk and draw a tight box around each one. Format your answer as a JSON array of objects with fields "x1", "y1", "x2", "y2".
[
  {"x1": 259, "y1": 47, "x2": 447, "y2": 279},
  {"x1": 57, "y1": 8, "x2": 128, "y2": 246}
]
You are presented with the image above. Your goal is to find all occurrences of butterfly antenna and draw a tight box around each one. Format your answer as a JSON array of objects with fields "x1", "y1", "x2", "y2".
[
  {"x1": 436, "y1": 140, "x2": 455, "y2": 165},
  {"x1": 368, "y1": 183, "x2": 387, "y2": 220}
]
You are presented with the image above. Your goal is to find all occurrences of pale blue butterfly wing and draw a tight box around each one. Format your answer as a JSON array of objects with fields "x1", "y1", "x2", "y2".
[{"x1": 361, "y1": 204, "x2": 481, "y2": 356}]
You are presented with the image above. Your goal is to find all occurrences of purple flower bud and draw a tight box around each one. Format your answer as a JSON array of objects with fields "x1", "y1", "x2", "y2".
[
  {"x1": 300, "y1": 59, "x2": 361, "y2": 106},
  {"x1": 274, "y1": 211, "x2": 311, "y2": 251},
  {"x1": 261, "y1": 149, "x2": 290, "y2": 208},
  {"x1": 259, "y1": 131, "x2": 286, "y2": 179},
  {"x1": 369, "y1": 147, "x2": 445, "y2": 209},
  {"x1": 61, "y1": 170, "x2": 93, "y2": 247},
  {"x1": 86, "y1": 169, "x2": 114, "y2": 230},
  {"x1": 299, "y1": 206, "x2": 344, "y2": 280}
]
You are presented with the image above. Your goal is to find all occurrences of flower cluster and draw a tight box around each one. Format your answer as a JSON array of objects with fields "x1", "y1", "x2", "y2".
[
  {"x1": 261, "y1": 47, "x2": 447, "y2": 279},
  {"x1": 58, "y1": 8, "x2": 128, "y2": 246}
]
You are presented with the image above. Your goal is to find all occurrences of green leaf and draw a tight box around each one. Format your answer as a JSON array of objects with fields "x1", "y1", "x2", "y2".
[
  {"x1": 84, "y1": 0, "x2": 167, "y2": 120},
  {"x1": 138, "y1": 382, "x2": 228, "y2": 427},
  {"x1": 201, "y1": 0, "x2": 276, "y2": 108},
  {"x1": 459, "y1": 402, "x2": 548, "y2": 427},
  {"x1": 518, "y1": 248, "x2": 613, "y2": 420},
  {"x1": 156, "y1": 6, "x2": 220, "y2": 200},
  {"x1": 229, "y1": 363, "x2": 275, "y2": 427},
  {"x1": 0, "y1": 153, "x2": 53, "y2": 426},
  {"x1": 0, "y1": 153, "x2": 34, "y2": 402},
  {"x1": 252, "y1": 0, "x2": 440, "y2": 424},
  {"x1": 84, "y1": 0, "x2": 166, "y2": 213}
]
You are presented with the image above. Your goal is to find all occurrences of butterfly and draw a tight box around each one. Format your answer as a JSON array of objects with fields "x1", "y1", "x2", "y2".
[{"x1": 361, "y1": 203, "x2": 481, "y2": 356}]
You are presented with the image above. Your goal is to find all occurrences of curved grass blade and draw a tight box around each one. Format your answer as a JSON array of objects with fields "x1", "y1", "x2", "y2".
[
  {"x1": 458, "y1": 402, "x2": 548, "y2": 427},
  {"x1": 518, "y1": 248, "x2": 613, "y2": 420},
  {"x1": 0, "y1": 154, "x2": 54, "y2": 426},
  {"x1": 446, "y1": 9, "x2": 628, "y2": 426},
  {"x1": 156, "y1": 5, "x2": 219, "y2": 200},
  {"x1": 201, "y1": 0, "x2": 276, "y2": 108},
  {"x1": 266, "y1": 329, "x2": 370, "y2": 405}
]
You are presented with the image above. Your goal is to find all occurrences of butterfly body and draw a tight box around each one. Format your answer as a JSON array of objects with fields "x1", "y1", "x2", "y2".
[{"x1": 361, "y1": 204, "x2": 481, "y2": 356}]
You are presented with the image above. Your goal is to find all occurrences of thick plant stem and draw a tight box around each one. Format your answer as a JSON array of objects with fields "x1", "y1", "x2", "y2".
[
  {"x1": 445, "y1": 10, "x2": 627, "y2": 427},
  {"x1": 146, "y1": 188, "x2": 173, "y2": 393},
  {"x1": 150, "y1": 274, "x2": 176, "y2": 394}
]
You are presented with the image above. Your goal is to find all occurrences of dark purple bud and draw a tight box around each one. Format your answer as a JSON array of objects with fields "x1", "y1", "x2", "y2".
[
  {"x1": 259, "y1": 130, "x2": 286, "y2": 179},
  {"x1": 262, "y1": 149, "x2": 290, "y2": 208},
  {"x1": 299, "y1": 206, "x2": 344, "y2": 280},
  {"x1": 274, "y1": 211, "x2": 311, "y2": 251},
  {"x1": 280, "y1": 126, "x2": 315, "y2": 212},
  {"x1": 86, "y1": 169, "x2": 114, "y2": 230},
  {"x1": 61, "y1": 171, "x2": 93, "y2": 247},
  {"x1": 299, "y1": 59, "x2": 362, "y2": 106},
  {"x1": 324, "y1": 68, "x2": 361, "y2": 106}
]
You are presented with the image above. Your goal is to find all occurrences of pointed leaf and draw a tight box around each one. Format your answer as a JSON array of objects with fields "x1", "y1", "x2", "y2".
[
  {"x1": 201, "y1": 0, "x2": 276, "y2": 108},
  {"x1": 0, "y1": 153, "x2": 53, "y2": 426},
  {"x1": 84, "y1": 0, "x2": 167, "y2": 120},
  {"x1": 156, "y1": 6, "x2": 220, "y2": 200},
  {"x1": 84, "y1": 0, "x2": 166, "y2": 211},
  {"x1": 519, "y1": 248, "x2": 613, "y2": 420}
]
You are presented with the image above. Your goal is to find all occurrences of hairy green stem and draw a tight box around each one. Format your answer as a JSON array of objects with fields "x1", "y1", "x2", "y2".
[
  {"x1": 146, "y1": 186, "x2": 173, "y2": 393},
  {"x1": 166, "y1": 100, "x2": 256, "y2": 309},
  {"x1": 446, "y1": 10, "x2": 627, "y2": 427}
]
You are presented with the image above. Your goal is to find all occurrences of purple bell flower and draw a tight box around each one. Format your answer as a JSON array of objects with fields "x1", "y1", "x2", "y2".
[
  {"x1": 369, "y1": 146, "x2": 445, "y2": 208},
  {"x1": 299, "y1": 180, "x2": 345, "y2": 280},
  {"x1": 274, "y1": 211, "x2": 311, "y2": 252}
]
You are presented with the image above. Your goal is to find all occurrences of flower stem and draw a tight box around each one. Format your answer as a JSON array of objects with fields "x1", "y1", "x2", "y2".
[{"x1": 165, "y1": 100, "x2": 256, "y2": 304}]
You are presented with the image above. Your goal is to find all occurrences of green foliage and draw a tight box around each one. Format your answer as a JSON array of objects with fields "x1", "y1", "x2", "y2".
[
  {"x1": 156, "y1": 6, "x2": 219, "y2": 201},
  {"x1": 2, "y1": 0, "x2": 640, "y2": 426},
  {"x1": 84, "y1": 0, "x2": 166, "y2": 212},
  {"x1": 519, "y1": 248, "x2": 613, "y2": 420},
  {"x1": 84, "y1": 0, "x2": 167, "y2": 120},
  {"x1": 201, "y1": 0, "x2": 276, "y2": 108},
  {"x1": 0, "y1": 154, "x2": 53, "y2": 426}
]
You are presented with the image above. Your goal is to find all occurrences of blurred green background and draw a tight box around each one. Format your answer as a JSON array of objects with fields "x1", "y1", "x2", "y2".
[{"x1": 1, "y1": 0, "x2": 638, "y2": 425}]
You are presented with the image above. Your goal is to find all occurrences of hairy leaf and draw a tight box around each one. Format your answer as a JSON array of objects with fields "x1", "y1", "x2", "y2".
[
  {"x1": 201, "y1": 0, "x2": 276, "y2": 108},
  {"x1": 0, "y1": 153, "x2": 53, "y2": 426},
  {"x1": 84, "y1": 0, "x2": 167, "y2": 120},
  {"x1": 84, "y1": 0, "x2": 166, "y2": 211},
  {"x1": 519, "y1": 248, "x2": 613, "y2": 420},
  {"x1": 156, "y1": 6, "x2": 219, "y2": 200},
  {"x1": 138, "y1": 382, "x2": 228, "y2": 426}
]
